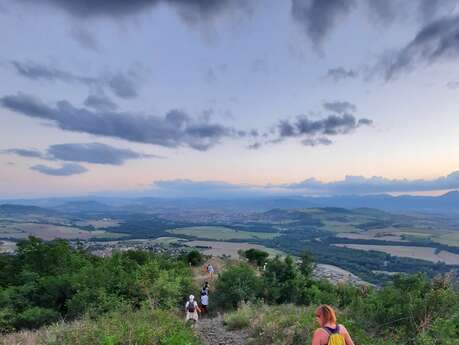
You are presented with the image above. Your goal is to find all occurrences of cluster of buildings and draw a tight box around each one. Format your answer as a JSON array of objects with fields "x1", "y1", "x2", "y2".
[{"x1": 76, "y1": 239, "x2": 187, "y2": 257}]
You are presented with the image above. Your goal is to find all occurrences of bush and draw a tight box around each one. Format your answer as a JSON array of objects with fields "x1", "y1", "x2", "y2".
[
  {"x1": 215, "y1": 263, "x2": 261, "y2": 309},
  {"x1": 184, "y1": 250, "x2": 204, "y2": 267},
  {"x1": 0, "y1": 238, "x2": 194, "y2": 332},
  {"x1": 262, "y1": 256, "x2": 309, "y2": 304},
  {"x1": 241, "y1": 249, "x2": 269, "y2": 267},
  {"x1": 14, "y1": 307, "x2": 60, "y2": 330},
  {"x1": 349, "y1": 273, "x2": 459, "y2": 343}
]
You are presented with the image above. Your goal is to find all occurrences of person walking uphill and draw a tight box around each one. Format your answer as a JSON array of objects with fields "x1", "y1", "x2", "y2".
[
  {"x1": 312, "y1": 305, "x2": 355, "y2": 345},
  {"x1": 185, "y1": 295, "x2": 201, "y2": 323}
]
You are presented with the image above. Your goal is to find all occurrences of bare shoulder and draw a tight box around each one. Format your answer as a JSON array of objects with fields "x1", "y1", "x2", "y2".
[
  {"x1": 313, "y1": 328, "x2": 329, "y2": 339},
  {"x1": 338, "y1": 324, "x2": 350, "y2": 334}
]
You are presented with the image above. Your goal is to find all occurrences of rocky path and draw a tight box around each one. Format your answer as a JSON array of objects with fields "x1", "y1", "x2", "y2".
[{"x1": 196, "y1": 316, "x2": 250, "y2": 345}]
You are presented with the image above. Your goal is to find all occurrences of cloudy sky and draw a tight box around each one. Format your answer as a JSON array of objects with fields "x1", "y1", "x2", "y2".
[{"x1": 1, "y1": 0, "x2": 459, "y2": 198}]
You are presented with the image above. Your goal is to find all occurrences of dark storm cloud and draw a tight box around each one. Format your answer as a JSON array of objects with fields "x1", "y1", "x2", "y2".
[
  {"x1": 291, "y1": 0, "x2": 356, "y2": 46},
  {"x1": 30, "y1": 163, "x2": 88, "y2": 176},
  {"x1": 385, "y1": 15, "x2": 459, "y2": 80},
  {"x1": 84, "y1": 94, "x2": 118, "y2": 112},
  {"x1": 323, "y1": 101, "x2": 357, "y2": 114},
  {"x1": 0, "y1": 93, "x2": 241, "y2": 151},
  {"x1": 325, "y1": 67, "x2": 358, "y2": 81},
  {"x1": 47, "y1": 143, "x2": 157, "y2": 165},
  {"x1": 11, "y1": 60, "x2": 143, "y2": 99}
]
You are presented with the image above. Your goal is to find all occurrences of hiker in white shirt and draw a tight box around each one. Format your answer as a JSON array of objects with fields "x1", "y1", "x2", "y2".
[{"x1": 200, "y1": 289, "x2": 209, "y2": 316}]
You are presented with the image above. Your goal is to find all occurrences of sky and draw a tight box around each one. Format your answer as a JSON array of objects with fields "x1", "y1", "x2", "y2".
[{"x1": 1, "y1": 0, "x2": 459, "y2": 198}]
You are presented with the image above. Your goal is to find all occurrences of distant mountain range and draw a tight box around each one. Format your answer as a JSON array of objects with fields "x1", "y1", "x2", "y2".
[
  {"x1": 0, "y1": 204, "x2": 58, "y2": 216},
  {"x1": 2, "y1": 190, "x2": 459, "y2": 214}
]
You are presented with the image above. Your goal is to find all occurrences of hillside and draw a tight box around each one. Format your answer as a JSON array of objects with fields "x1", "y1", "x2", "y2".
[
  {"x1": 0, "y1": 204, "x2": 57, "y2": 216},
  {"x1": 1, "y1": 239, "x2": 458, "y2": 345}
]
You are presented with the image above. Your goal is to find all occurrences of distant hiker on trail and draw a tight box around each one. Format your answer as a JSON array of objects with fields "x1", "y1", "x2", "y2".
[
  {"x1": 312, "y1": 305, "x2": 355, "y2": 345},
  {"x1": 185, "y1": 295, "x2": 201, "y2": 323},
  {"x1": 207, "y1": 264, "x2": 214, "y2": 279},
  {"x1": 199, "y1": 281, "x2": 210, "y2": 316},
  {"x1": 200, "y1": 288, "x2": 209, "y2": 316},
  {"x1": 201, "y1": 281, "x2": 210, "y2": 295}
]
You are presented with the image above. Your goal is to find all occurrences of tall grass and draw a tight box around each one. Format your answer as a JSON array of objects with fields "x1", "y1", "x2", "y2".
[
  {"x1": 223, "y1": 303, "x2": 395, "y2": 345},
  {"x1": 1, "y1": 306, "x2": 200, "y2": 345}
]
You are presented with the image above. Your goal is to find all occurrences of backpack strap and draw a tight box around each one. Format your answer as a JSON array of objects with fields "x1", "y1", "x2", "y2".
[
  {"x1": 321, "y1": 327, "x2": 331, "y2": 335},
  {"x1": 323, "y1": 325, "x2": 340, "y2": 334}
]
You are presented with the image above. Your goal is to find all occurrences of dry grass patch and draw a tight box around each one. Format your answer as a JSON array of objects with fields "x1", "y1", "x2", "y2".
[{"x1": 334, "y1": 244, "x2": 459, "y2": 265}]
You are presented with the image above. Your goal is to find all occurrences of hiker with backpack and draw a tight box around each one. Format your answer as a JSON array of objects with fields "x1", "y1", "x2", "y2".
[
  {"x1": 199, "y1": 282, "x2": 209, "y2": 316},
  {"x1": 312, "y1": 305, "x2": 355, "y2": 345},
  {"x1": 185, "y1": 295, "x2": 201, "y2": 323}
]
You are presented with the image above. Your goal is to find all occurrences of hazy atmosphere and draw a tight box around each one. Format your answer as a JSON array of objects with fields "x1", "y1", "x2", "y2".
[{"x1": 2, "y1": 0, "x2": 459, "y2": 198}]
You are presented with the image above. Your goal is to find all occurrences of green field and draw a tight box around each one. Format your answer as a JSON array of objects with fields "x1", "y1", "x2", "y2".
[
  {"x1": 167, "y1": 226, "x2": 279, "y2": 240},
  {"x1": 185, "y1": 240, "x2": 285, "y2": 258},
  {"x1": 150, "y1": 236, "x2": 186, "y2": 245},
  {"x1": 0, "y1": 221, "x2": 126, "y2": 241},
  {"x1": 320, "y1": 220, "x2": 361, "y2": 233}
]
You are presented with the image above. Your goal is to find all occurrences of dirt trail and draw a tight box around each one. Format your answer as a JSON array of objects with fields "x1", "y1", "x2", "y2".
[
  {"x1": 196, "y1": 316, "x2": 249, "y2": 345},
  {"x1": 192, "y1": 258, "x2": 250, "y2": 344},
  {"x1": 192, "y1": 257, "x2": 230, "y2": 289}
]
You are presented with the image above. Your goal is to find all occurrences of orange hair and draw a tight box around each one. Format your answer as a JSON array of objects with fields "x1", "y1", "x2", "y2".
[{"x1": 316, "y1": 305, "x2": 337, "y2": 324}]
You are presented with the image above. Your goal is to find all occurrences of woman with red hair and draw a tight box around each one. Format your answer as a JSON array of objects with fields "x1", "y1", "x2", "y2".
[{"x1": 312, "y1": 305, "x2": 355, "y2": 345}]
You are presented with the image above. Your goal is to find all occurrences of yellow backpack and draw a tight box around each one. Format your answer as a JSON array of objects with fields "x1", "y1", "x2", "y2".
[{"x1": 324, "y1": 326, "x2": 346, "y2": 345}]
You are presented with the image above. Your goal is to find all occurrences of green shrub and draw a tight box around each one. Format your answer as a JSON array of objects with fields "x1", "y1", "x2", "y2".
[
  {"x1": 262, "y1": 256, "x2": 309, "y2": 305},
  {"x1": 349, "y1": 273, "x2": 459, "y2": 343},
  {"x1": 184, "y1": 250, "x2": 204, "y2": 267},
  {"x1": 0, "y1": 238, "x2": 194, "y2": 332},
  {"x1": 215, "y1": 263, "x2": 261, "y2": 309},
  {"x1": 241, "y1": 249, "x2": 269, "y2": 267},
  {"x1": 15, "y1": 307, "x2": 60, "y2": 330}
]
